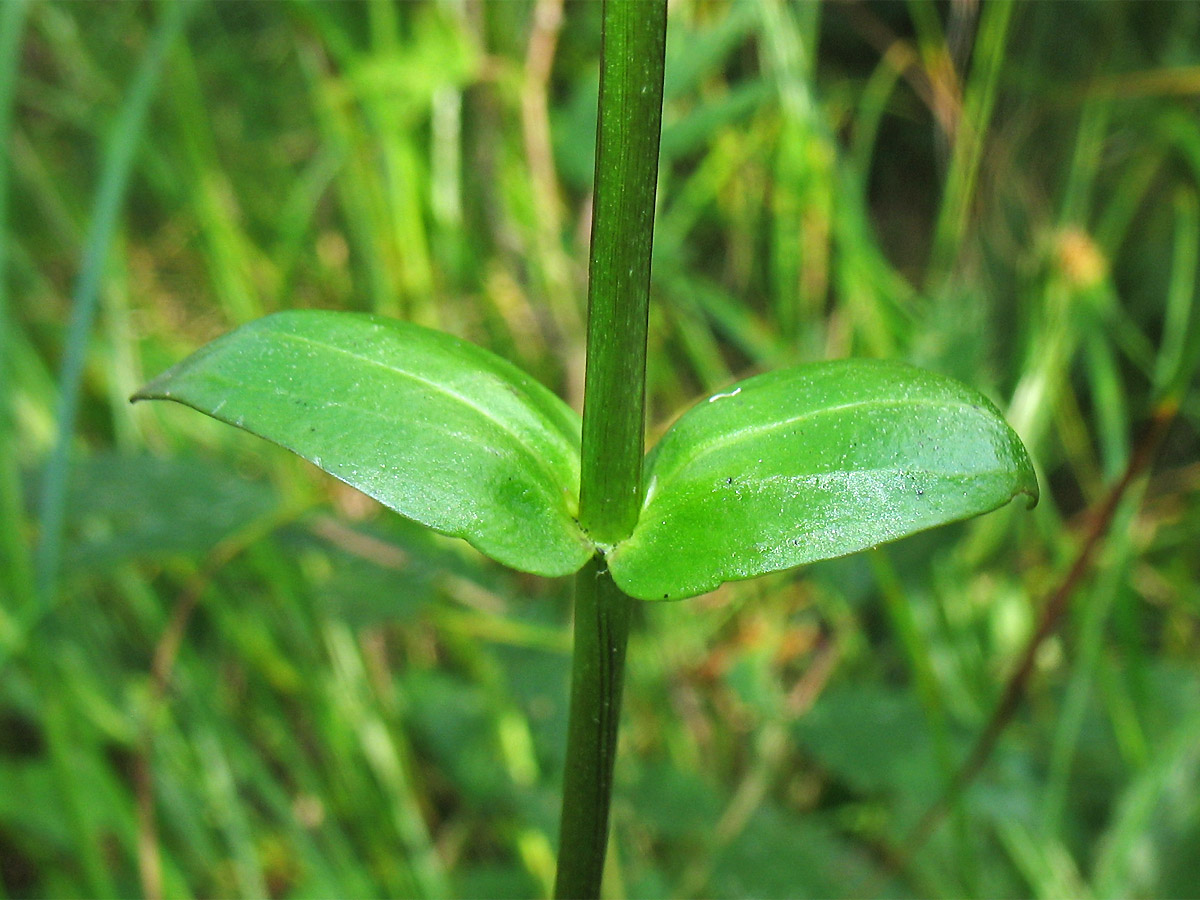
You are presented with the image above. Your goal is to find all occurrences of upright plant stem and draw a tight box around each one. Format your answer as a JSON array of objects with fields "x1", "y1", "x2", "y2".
[
  {"x1": 557, "y1": 557, "x2": 634, "y2": 899},
  {"x1": 555, "y1": 1, "x2": 667, "y2": 897},
  {"x1": 575, "y1": 0, "x2": 668, "y2": 545}
]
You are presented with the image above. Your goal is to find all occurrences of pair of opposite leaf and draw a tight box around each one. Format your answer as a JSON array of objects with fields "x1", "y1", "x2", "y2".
[{"x1": 134, "y1": 311, "x2": 1038, "y2": 600}]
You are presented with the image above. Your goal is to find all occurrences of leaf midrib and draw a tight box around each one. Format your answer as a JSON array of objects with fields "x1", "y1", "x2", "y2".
[
  {"x1": 220, "y1": 327, "x2": 583, "y2": 515},
  {"x1": 645, "y1": 394, "x2": 990, "y2": 504}
]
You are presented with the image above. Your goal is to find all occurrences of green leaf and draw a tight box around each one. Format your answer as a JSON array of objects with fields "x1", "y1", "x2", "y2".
[
  {"x1": 61, "y1": 453, "x2": 279, "y2": 573},
  {"x1": 607, "y1": 359, "x2": 1038, "y2": 600},
  {"x1": 133, "y1": 311, "x2": 592, "y2": 577}
]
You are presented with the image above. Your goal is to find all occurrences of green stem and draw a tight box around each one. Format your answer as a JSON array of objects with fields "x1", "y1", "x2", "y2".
[
  {"x1": 576, "y1": 0, "x2": 667, "y2": 546},
  {"x1": 555, "y1": 1, "x2": 667, "y2": 897},
  {"x1": 556, "y1": 560, "x2": 634, "y2": 898}
]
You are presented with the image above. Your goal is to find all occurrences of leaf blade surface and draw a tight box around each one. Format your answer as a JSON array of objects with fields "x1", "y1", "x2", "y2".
[
  {"x1": 608, "y1": 360, "x2": 1037, "y2": 600},
  {"x1": 133, "y1": 311, "x2": 592, "y2": 577}
]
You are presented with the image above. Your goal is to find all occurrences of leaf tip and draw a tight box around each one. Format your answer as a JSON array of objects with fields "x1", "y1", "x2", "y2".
[
  {"x1": 129, "y1": 381, "x2": 174, "y2": 406},
  {"x1": 1012, "y1": 440, "x2": 1040, "y2": 510},
  {"x1": 130, "y1": 365, "x2": 181, "y2": 404}
]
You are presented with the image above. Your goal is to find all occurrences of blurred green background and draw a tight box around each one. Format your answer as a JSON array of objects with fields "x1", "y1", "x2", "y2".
[{"x1": 3, "y1": 0, "x2": 1200, "y2": 897}]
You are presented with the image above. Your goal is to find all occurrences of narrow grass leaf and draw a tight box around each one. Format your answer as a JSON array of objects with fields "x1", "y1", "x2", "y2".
[
  {"x1": 0, "y1": 0, "x2": 32, "y2": 621},
  {"x1": 33, "y1": 0, "x2": 193, "y2": 606}
]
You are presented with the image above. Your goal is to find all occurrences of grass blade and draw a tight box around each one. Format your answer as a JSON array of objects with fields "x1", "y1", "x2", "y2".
[
  {"x1": 32, "y1": 0, "x2": 193, "y2": 608},
  {"x1": 0, "y1": 0, "x2": 32, "y2": 635}
]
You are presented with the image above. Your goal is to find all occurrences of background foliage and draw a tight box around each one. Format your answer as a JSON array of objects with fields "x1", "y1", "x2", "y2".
[{"x1": 3, "y1": 1, "x2": 1199, "y2": 897}]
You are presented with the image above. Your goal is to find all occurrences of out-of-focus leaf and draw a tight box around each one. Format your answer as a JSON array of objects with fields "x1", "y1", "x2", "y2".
[
  {"x1": 792, "y1": 684, "x2": 943, "y2": 798},
  {"x1": 452, "y1": 866, "x2": 542, "y2": 900},
  {"x1": 629, "y1": 762, "x2": 723, "y2": 839},
  {"x1": 283, "y1": 524, "x2": 437, "y2": 628},
  {"x1": 608, "y1": 360, "x2": 1038, "y2": 600},
  {"x1": 61, "y1": 453, "x2": 278, "y2": 572},
  {"x1": 709, "y1": 805, "x2": 901, "y2": 899},
  {"x1": 405, "y1": 670, "x2": 512, "y2": 804},
  {"x1": 133, "y1": 311, "x2": 593, "y2": 578}
]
